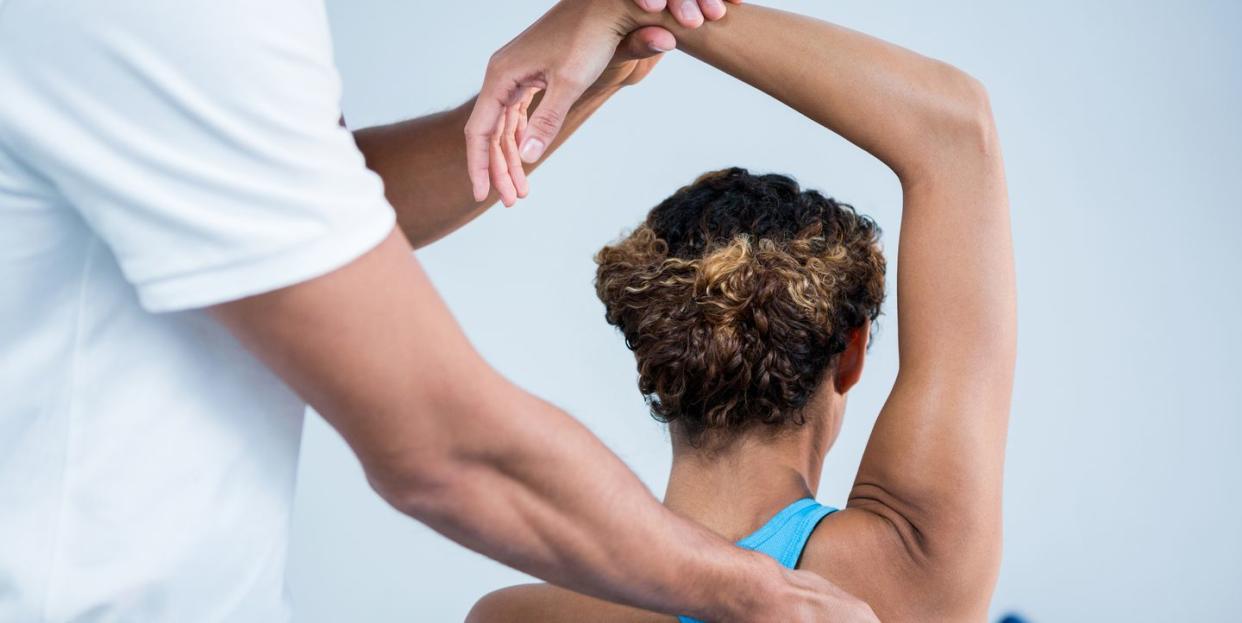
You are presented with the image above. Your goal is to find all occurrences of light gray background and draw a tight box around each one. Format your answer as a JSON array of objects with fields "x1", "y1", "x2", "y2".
[{"x1": 288, "y1": 1, "x2": 1242, "y2": 621}]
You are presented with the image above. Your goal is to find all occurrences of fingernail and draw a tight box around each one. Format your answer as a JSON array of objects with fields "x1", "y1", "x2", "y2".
[
  {"x1": 520, "y1": 138, "x2": 546, "y2": 163},
  {"x1": 650, "y1": 42, "x2": 672, "y2": 53},
  {"x1": 679, "y1": 0, "x2": 699, "y2": 23}
]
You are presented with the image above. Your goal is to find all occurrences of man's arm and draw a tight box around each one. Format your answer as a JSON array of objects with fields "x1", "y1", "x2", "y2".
[
  {"x1": 353, "y1": 94, "x2": 594, "y2": 248},
  {"x1": 352, "y1": 29, "x2": 670, "y2": 248},
  {"x1": 209, "y1": 228, "x2": 875, "y2": 623}
]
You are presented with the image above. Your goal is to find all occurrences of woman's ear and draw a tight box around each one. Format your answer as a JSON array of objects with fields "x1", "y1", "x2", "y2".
[{"x1": 833, "y1": 321, "x2": 870, "y2": 395}]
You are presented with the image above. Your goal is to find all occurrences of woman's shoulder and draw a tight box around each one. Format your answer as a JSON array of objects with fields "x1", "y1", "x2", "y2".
[{"x1": 467, "y1": 583, "x2": 674, "y2": 623}]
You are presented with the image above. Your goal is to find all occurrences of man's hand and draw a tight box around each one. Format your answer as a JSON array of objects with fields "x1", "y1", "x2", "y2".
[
  {"x1": 467, "y1": 0, "x2": 717, "y2": 205},
  {"x1": 762, "y1": 568, "x2": 880, "y2": 623},
  {"x1": 466, "y1": 0, "x2": 644, "y2": 204},
  {"x1": 352, "y1": 22, "x2": 671, "y2": 247},
  {"x1": 480, "y1": 25, "x2": 672, "y2": 207},
  {"x1": 631, "y1": 0, "x2": 743, "y2": 29},
  {"x1": 723, "y1": 553, "x2": 880, "y2": 623}
]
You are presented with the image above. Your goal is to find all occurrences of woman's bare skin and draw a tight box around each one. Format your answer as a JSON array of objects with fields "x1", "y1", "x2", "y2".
[{"x1": 468, "y1": 3, "x2": 1014, "y2": 622}]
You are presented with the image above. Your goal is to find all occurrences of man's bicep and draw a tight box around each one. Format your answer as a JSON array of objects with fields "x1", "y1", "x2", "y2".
[{"x1": 209, "y1": 228, "x2": 490, "y2": 476}]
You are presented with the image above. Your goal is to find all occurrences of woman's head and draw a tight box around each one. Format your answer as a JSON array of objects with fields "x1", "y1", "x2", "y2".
[{"x1": 595, "y1": 168, "x2": 886, "y2": 448}]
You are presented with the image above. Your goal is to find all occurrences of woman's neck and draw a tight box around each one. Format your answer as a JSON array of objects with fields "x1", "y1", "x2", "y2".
[{"x1": 661, "y1": 414, "x2": 834, "y2": 542}]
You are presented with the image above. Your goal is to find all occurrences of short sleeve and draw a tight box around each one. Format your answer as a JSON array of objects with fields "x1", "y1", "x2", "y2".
[{"x1": 1, "y1": 0, "x2": 396, "y2": 312}]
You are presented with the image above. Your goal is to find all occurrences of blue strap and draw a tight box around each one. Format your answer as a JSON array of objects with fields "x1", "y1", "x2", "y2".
[
  {"x1": 775, "y1": 502, "x2": 836, "y2": 568},
  {"x1": 678, "y1": 498, "x2": 836, "y2": 623}
]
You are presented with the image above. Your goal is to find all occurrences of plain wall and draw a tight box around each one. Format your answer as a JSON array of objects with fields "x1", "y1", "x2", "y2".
[{"x1": 287, "y1": 1, "x2": 1242, "y2": 621}]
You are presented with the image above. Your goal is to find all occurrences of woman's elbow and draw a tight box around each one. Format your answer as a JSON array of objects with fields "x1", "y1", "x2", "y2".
[{"x1": 929, "y1": 63, "x2": 1000, "y2": 156}]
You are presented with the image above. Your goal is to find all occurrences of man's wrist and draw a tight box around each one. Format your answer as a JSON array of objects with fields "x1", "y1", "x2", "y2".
[
  {"x1": 704, "y1": 550, "x2": 783, "y2": 622},
  {"x1": 580, "y1": 83, "x2": 624, "y2": 101}
]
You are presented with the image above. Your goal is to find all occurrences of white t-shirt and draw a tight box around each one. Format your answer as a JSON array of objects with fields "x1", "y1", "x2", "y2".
[{"x1": 0, "y1": 0, "x2": 396, "y2": 620}]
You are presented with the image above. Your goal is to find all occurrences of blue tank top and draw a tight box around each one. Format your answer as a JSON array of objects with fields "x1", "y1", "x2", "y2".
[{"x1": 678, "y1": 498, "x2": 838, "y2": 623}]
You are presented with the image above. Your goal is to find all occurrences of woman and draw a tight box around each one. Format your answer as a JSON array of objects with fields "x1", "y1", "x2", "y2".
[{"x1": 470, "y1": 3, "x2": 1014, "y2": 621}]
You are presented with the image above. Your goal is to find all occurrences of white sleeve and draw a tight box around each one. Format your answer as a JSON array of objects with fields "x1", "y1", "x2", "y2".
[{"x1": 8, "y1": 0, "x2": 396, "y2": 312}]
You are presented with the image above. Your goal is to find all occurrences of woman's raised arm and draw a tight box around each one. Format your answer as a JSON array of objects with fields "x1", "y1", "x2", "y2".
[{"x1": 669, "y1": 4, "x2": 1016, "y2": 615}]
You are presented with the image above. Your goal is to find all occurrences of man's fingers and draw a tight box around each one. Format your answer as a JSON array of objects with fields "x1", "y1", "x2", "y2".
[
  {"x1": 503, "y1": 102, "x2": 529, "y2": 200},
  {"x1": 618, "y1": 26, "x2": 676, "y2": 60},
  {"x1": 670, "y1": 0, "x2": 705, "y2": 28},
  {"x1": 485, "y1": 107, "x2": 517, "y2": 207},
  {"x1": 631, "y1": 0, "x2": 668, "y2": 12},
  {"x1": 636, "y1": 0, "x2": 736, "y2": 24},
  {"x1": 698, "y1": 0, "x2": 727, "y2": 21},
  {"x1": 465, "y1": 94, "x2": 507, "y2": 202},
  {"x1": 516, "y1": 88, "x2": 535, "y2": 141},
  {"x1": 519, "y1": 80, "x2": 585, "y2": 164},
  {"x1": 514, "y1": 89, "x2": 537, "y2": 193},
  {"x1": 490, "y1": 126, "x2": 517, "y2": 207}
]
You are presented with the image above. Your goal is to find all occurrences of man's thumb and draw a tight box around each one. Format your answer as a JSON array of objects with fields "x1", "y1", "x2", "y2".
[
  {"x1": 520, "y1": 81, "x2": 583, "y2": 163},
  {"x1": 618, "y1": 26, "x2": 676, "y2": 60}
]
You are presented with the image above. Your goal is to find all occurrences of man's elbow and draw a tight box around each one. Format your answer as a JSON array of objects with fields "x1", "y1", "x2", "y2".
[
  {"x1": 364, "y1": 368, "x2": 517, "y2": 521},
  {"x1": 366, "y1": 448, "x2": 465, "y2": 522},
  {"x1": 358, "y1": 406, "x2": 480, "y2": 523}
]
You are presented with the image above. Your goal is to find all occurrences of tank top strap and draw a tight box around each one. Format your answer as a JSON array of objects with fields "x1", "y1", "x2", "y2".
[
  {"x1": 677, "y1": 498, "x2": 837, "y2": 623},
  {"x1": 770, "y1": 500, "x2": 836, "y2": 568}
]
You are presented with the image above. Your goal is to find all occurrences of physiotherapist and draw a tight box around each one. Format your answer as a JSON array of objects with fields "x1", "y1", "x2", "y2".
[{"x1": 0, "y1": 0, "x2": 874, "y2": 621}]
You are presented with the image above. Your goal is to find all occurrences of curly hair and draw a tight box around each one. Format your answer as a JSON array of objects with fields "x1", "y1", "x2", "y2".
[{"x1": 595, "y1": 168, "x2": 886, "y2": 447}]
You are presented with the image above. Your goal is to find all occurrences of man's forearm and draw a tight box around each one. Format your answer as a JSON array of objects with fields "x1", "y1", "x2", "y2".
[
  {"x1": 212, "y1": 225, "x2": 789, "y2": 621},
  {"x1": 352, "y1": 87, "x2": 621, "y2": 249},
  {"x1": 380, "y1": 375, "x2": 781, "y2": 622}
]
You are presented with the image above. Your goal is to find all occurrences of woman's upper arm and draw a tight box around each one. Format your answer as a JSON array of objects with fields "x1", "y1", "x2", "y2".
[
  {"x1": 844, "y1": 82, "x2": 1016, "y2": 593},
  {"x1": 808, "y1": 113, "x2": 1014, "y2": 612}
]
